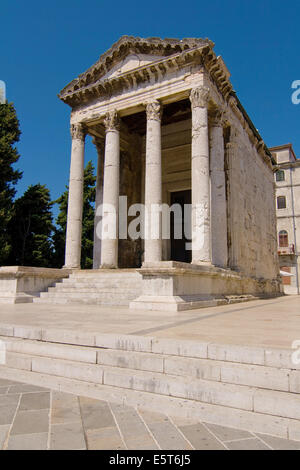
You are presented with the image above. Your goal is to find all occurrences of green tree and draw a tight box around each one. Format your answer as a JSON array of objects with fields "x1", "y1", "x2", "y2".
[
  {"x1": 51, "y1": 188, "x2": 68, "y2": 269},
  {"x1": 0, "y1": 103, "x2": 22, "y2": 264},
  {"x1": 8, "y1": 184, "x2": 54, "y2": 267},
  {"x1": 52, "y1": 161, "x2": 96, "y2": 268}
]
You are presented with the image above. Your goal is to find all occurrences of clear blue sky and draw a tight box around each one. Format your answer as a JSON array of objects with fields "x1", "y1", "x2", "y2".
[{"x1": 1, "y1": 0, "x2": 299, "y2": 215}]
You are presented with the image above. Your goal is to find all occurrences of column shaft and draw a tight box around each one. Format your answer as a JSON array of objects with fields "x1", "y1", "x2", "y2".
[
  {"x1": 144, "y1": 101, "x2": 162, "y2": 263},
  {"x1": 210, "y1": 117, "x2": 228, "y2": 267},
  {"x1": 226, "y1": 140, "x2": 240, "y2": 269},
  {"x1": 64, "y1": 123, "x2": 85, "y2": 269},
  {"x1": 190, "y1": 86, "x2": 211, "y2": 264},
  {"x1": 100, "y1": 111, "x2": 120, "y2": 268},
  {"x1": 93, "y1": 139, "x2": 104, "y2": 269}
]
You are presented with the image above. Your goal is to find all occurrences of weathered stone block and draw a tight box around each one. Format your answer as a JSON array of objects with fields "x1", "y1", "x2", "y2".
[
  {"x1": 254, "y1": 389, "x2": 300, "y2": 420},
  {"x1": 95, "y1": 334, "x2": 153, "y2": 352},
  {"x1": 208, "y1": 343, "x2": 265, "y2": 365},
  {"x1": 152, "y1": 338, "x2": 208, "y2": 358}
]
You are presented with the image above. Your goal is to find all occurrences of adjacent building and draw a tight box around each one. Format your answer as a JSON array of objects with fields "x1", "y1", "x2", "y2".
[{"x1": 271, "y1": 144, "x2": 300, "y2": 295}]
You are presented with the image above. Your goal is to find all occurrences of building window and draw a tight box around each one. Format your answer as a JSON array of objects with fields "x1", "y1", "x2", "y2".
[
  {"x1": 277, "y1": 196, "x2": 286, "y2": 209},
  {"x1": 279, "y1": 230, "x2": 289, "y2": 247},
  {"x1": 276, "y1": 170, "x2": 285, "y2": 182}
]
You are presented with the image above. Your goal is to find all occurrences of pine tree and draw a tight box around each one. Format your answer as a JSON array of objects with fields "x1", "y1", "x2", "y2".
[
  {"x1": 0, "y1": 103, "x2": 22, "y2": 264},
  {"x1": 8, "y1": 184, "x2": 54, "y2": 267},
  {"x1": 52, "y1": 161, "x2": 96, "y2": 268}
]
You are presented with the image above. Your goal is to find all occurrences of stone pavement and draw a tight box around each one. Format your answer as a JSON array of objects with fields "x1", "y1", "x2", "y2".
[
  {"x1": 0, "y1": 295, "x2": 299, "y2": 349},
  {"x1": 1, "y1": 378, "x2": 300, "y2": 450}
]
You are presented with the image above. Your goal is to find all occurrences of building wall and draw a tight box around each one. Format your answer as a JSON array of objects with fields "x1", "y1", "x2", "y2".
[
  {"x1": 226, "y1": 128, "x2": 279, "y2": 281},
  {"x1": 273, "y1": 147, "x2": 300, "y2": 294}
]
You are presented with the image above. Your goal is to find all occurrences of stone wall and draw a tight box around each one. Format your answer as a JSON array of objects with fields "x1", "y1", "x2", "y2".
[{"x1": 225, "y1": 127, "x2": 279, "y2": 282}]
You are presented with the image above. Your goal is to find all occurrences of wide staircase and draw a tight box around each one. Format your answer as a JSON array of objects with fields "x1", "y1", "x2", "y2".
[
  {"x1": 33, "y1": 269, "x2": 142, "y2": 306},
  {"x1": 0, "y1": 327, "x2": 299, "y2": 441}
]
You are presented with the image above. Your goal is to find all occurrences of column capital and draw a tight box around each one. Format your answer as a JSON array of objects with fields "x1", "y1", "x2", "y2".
[
  {"x1": 210, "y1": 109, "x2": 225, "y2": 128},
  {"x1": 70, "y1": 123, "x2": 85, "y2": 140},
  {"x1": 190, "y1": 86, "x2": 210, "y2": 108},
  {"x1": 146, "y1": 100, "x2": 162, "y2": 121},
  {"x1": 104, "y1": 110, "x2": 120, "y2": 132}
]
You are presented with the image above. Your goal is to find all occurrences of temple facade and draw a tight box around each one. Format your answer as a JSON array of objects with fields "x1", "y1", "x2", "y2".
[{"x1": 56, "y1": 36, "x2": 281, "y2": 311}]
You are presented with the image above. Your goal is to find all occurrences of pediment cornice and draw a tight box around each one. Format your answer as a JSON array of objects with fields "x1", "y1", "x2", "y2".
[
  {"x1": 59, "y1": 36, "x2": 234, "y2": 107},
  {"x1": 59, "y1": 37, "x2": 213, "y2": 100},
  {"x1": 59, "y1": 36, "x2": 274, "y2": 168}
]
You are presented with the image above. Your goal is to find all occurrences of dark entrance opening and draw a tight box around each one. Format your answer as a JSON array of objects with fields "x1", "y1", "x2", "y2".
[{"x1": 170, "y1": 190, "x2": 192, "y2": 263}]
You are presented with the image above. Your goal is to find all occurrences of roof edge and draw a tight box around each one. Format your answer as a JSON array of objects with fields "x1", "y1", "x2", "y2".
[{"x1": 269, "y1": 143, "x2": 297, "y2": 161}]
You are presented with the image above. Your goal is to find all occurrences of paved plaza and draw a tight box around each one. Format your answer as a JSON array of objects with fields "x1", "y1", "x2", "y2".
[
  {"x1": 0, "y1": 295, "x2": 299, "y2": 349},
  {"x1": 0, "y1": 378, "x2": 299, "y2": 450},
  {"x1": 0, "y1": 295, "x2": 299, "y2": 449}
]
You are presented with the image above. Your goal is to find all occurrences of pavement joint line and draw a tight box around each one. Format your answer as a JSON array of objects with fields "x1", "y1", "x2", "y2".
[
  {"x1": 200, "y1": 422, "x2": 229, "y2": 450},
  {"x1": 107, "y1": 400, "x2": 128, "y2": 450},
  {"x1": 167, "y1": 415, "x2": 195, "y2": 450},
  {"x1": 135, "y1": 407, "x2": 162, "y2": 450},
  {"x1": 13, "y1": 407, "x2": 51, "y2": 414},
  {"x1": 252, "y1": 433, "x2": 275, "y2": 450},
  {"x1": 77, "y1": 395, "x2": 88, "y2": 451},
  {"x1": 136, "y1": 407, "x2": 162, "y2": 450},
  {"x1": 131, "y1": 296, "x2": 293, "y2": 336},
  {"x1": 223, "y1": 436, "x2": 260, "y2": 444},
  {"x1": 2, "y1": 390, "x2": 22, "y2": 450}
]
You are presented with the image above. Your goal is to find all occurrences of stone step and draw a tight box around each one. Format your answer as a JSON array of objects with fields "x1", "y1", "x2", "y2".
[
  {"x1": 38, "y1": 291, "x2": 138, "y2": 300},
  {"x1": 33, "y1": 296, "x2": 132, "y2": 306},
  {"x1": 36, "y1": 270, "x2": 143, "y2": 305},
  {"x1": 0, "y1": 364, "x2": 299, "y2": 441},
  {"x1": 0, "y1": 351, "x2": 290, "y2": 413},
  {"x1": 58, "y1": 276, "x2": 142, "y2": 286},
  {"x1": 1, "y1": 336, "x2": 299, "y2": 393},
  {"x1": 69, "y1": 271, "x2": 141, "y2": 279},
  {"x1": 1, "y1": 324, "x2": 298, "y2": 370},
  {"x1": 65, "y1": 276, "x2": 142, "y2": 283},
  {"x1": 47, "y1": 286, "x2": 142, "y2": 294},
  {"x1": 224, "y1": 295, "x2": 259, "y2": 304},
  {"x1": 58, "y1": 285, "x2": 142, "y2": 292}
]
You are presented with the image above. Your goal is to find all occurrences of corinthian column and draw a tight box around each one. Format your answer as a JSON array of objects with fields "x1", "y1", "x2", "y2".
[
  {"x1": 225, "y1": 139, "x2": 240, "y2": 270},
  {"x1": 189, "y1": 86, "x2": 211, "y2": 264},
  {"x1": 100, "y1": 110, "x2": 120, "y2": 268},
  {"x1": 64, "y1": 123, "x2": 85, "y2": 269},
  {"x1": 92, "y1": 138, "x2": 104, "y2": 269},
  {"x1": 144, "y1": 100, "x2": 162, "y2": 263},
  {"x1": 210, "y1": 111, "x2": 228, "y2": 267}
]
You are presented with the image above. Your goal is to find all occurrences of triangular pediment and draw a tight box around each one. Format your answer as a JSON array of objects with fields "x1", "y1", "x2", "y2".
[
  {"x1": 59, "y1": 36, "x2": 213, "y2": 100},
  {"x1": 100, "y1": 53, "x2": 166, "y2": 80}
]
